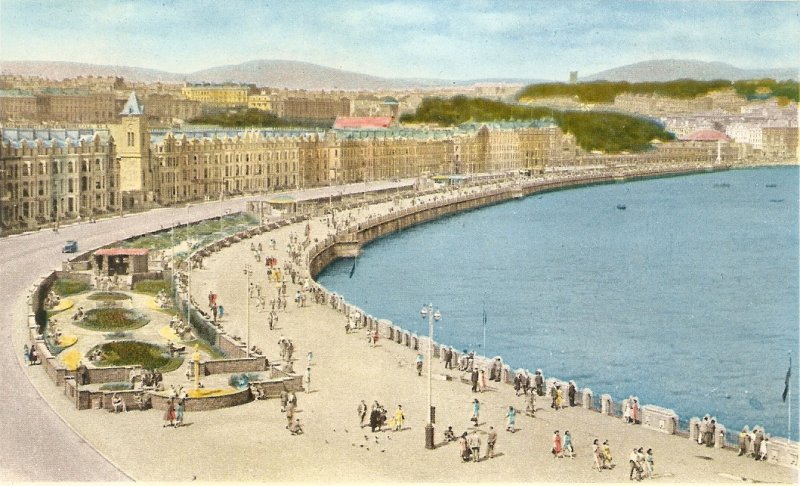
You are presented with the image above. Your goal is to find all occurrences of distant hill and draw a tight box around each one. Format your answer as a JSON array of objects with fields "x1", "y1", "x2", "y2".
[
  {"x1": 0, "y1": 60, "x2": 186, "y2": 84},
  {"x1": 584, "y1": 59, "x2": 798, "y2": 82}
]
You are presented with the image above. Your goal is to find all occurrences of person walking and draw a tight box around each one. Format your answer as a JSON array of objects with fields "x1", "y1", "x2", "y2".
[
  {"x1": 602, "y1": 440, "x2": 613, "y2": 469},
  {"x1": 552, "y1": 430, "x2": 563, "y2": 458},
  {"x1": 486, "y1": 426, "x2": 497, "y2": 459},
  {"x1": 459, "y1": 432, "x2": 470, "y2": 462},
  {"x1": 592, "y1": 439, "x2": 604, "y2": 472},
  {"x1": 535, "y1": 369, "x2": 544, "y2": 396},
  {"x1": 415, "y1": 353, "x2": 424, "y2": 377},
  {"x1": 471, "y1": 399, "x2": 480, "y2": 425},
  {"x1": 738, "y1": 426, "x2": 750, "y2": 456},
  {"x1": 629, "y1": 448, "x2": 642, "y2": 481},
  {"x1": 470, "y1": 368, "x2": 479, "y2": 393},
  {"x1": 358, "y1": 400, "x2": 367, "y2": 427},
  {"x1": 163, "y1": 398, "x2": 176, "y2": 428},
  {"x1": 479, "y1": 368, "x2": 489, "y2": 392},
  {"x1": 568, "y1": 381, "x2": 577, "y2": 406},
  {"x1": 176, "y1": 394, "x2": 186, "y2": 426},
  {"x1": 304, "y1": 367, "x2": 311, "y2": 393},
  {"x1": 505, "y1": 406, "x2": 517, "y2": 432},
  {"x1": 563, "y1": 430, "x2": 575, "y2": 458},
  {"x1": 468, "y1": 430, "x2": 481, "y2": 463},
  {"x1": 393, "y1": 405, "x2": 405, "y2": 431},
  {"x1": 645, "y1": 448, "x2": 654, "y2": 478}
]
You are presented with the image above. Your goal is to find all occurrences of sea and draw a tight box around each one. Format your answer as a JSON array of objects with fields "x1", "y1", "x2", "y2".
[{"x1": 317, "y1": 166, "x2": 800, "y2": 440}]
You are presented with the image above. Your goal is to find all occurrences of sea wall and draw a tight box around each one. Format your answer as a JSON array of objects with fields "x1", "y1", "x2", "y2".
[{"x1": 306, "y1": 166, "x2": 799, "y2": 468}]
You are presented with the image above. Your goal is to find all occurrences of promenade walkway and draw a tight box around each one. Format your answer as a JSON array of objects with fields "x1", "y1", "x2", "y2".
[{"x1": 11, "y1": 171, "x2": 797, "y2": 482}]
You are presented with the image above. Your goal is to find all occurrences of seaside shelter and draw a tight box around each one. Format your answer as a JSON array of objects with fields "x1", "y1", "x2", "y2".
[{"x1": 93, "y1": 248, "x2": 150, "y2": 276}]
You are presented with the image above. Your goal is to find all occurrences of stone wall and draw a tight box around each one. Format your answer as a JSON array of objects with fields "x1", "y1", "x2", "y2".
[
  {"x1": 201, "y1": 357, "x2": 269, "y2": 376},
  {"x1": 149, "y1": 388, "x2": 253, "y2": 412}
]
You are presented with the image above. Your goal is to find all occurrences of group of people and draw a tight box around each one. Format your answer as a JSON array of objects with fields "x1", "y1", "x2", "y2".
[
  {"x1": 455, "y1": 428, "x2": 498, "y2": 462},
  {"x1": 162, "y1": 392, "x2": 187, "y2": 428},
  {"x1": 623, "y1": 396, "x2": 641, "y2": 424},
  {"x1": 281, "y1": 390, "x2": 303, "y2": 435},
  {"x1": 357, "y1": 400, "x2": 405, "y2": 433},
  {"x1": 169, "y1": 315, "x2": 193, "y2": 341},
  {"x1": 697, "y1": 415, "x2": 718, "y2": 447},
  {"x1": 737, "y1": 425, "x2": 769, "y2": 461},
  {"x1": 23, "y1": 344, "x2": 39, "y2": 365},
  {"x1": 551, "y1": 430, "x2": 575, "y2": 458},
  {"x1": 627, "y1": 447, "x2": 655, "y2": 481}
]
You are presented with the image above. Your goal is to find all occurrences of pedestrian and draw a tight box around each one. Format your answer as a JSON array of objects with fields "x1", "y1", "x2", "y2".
[
  {"x1": 358, "y1": 400, "x2": 367, "y2": 427},
  {"x1": 738, "y1": 426, "x2": 750, "y2": 456},
  {"x1": 526, "y1": 392, "x2": 536, "y2": 417},
  {"x1": 470, "y1": 368, "x2": 479, "y2": 393},
  {"x1": 176, "y1": 394, "x2": 186, "y2": 426},
  {"x1": 645, "y1": 448, "x2": 654, "y2": 478},
  {"x1": 415, "y1": 353, "x2": 424, "y2": 376},
  {"x1": 568, "y1": 381, "x2": 577, "y2": 406},
  {"x1": 280, "y1": 390, "x2": 288, "y2": 412},
  {"x1": 286, "y1": 401, "x2": 295, "y2": 429},
  {"x1": 513, "y1": 373, "x2": 522, "y2": 396},
  {"x1": 555, "y1": 386, "x2": 564, "y2": 410},
  {"x1": 163, "y1": 398, "x2": 176, "y2": 427},
  {"x1": 469, "y1": 430, "x2": 481, "y2": 462},
  {"x1": 592, "y1": 439, "x2": 604, "y2": 471},
  {"x1": 486, "y1": 426, "x2": 497, "y2": 459},
  {"x1": 505, "y1": 406, "x2": 516, "y2": 432},
  {"x1": 304, "y1": 367, "x2": 311, "y2": 393},
  {"x1": 535, "y1": 369, "x2": 544, "y2": 396},
  {"x1": 552, "y1": 430, "x2": 563, "y2": 458},
  {"x1": 632, "y1": 398, "x2": 640, "y2": 424},
  {"x1": 636, "y1": 448, "x2": 646, "y2": 477},
  {"x1": 23, "y1": 344, "x2": 29, "y2": 365},
  {"x1": 706, "y1": 419, "x2": 716, "y2": 447},
  {"x1": 753, "y1": 427, "x2": 764, "y2": 459},
  {"x1": 459, "y1": 432, "x2": 471, "y2": 462},
  {"x1": 758, "y1": 437, "x2": 769, "y2": 461},
  {"x1": 471, "y1": 398, "x2": 480, "y2": 425},
  {"x1": 602, "y1": 440, "x2": 613, "y2": 469},
  {"x1": 629, "y1": 448, "x2": 642, "y2": 481},
  {"x1": 393, "y1": 405, "x2": 405, "y2": 431},
  {"x1": 563, "y1": 430, "x2": 575, "y2": 458},
  {"x1": 479, "y1": 368, "x2": 488, "y2": 392}
]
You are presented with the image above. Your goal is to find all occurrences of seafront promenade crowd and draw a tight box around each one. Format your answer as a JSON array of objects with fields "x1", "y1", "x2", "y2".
[{"x1": 27, "y1": 166, "x2": 792, "y2": 482}]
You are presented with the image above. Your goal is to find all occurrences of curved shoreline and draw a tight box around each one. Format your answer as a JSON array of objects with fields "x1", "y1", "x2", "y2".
[
  {"x1": 307, "y1": 163, "x2": 797, "y2": 446},
  {"x1": 13, "y1": 163, "x2": 797, "y2": 481}
]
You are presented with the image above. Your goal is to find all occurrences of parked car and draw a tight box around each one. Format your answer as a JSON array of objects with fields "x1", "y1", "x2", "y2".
[{"x1": 62, "y1": 240, "x2": 78, "y2": 253}]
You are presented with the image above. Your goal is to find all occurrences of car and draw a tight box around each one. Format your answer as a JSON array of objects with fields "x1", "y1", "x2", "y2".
[{"x1": 62, "y1": 240, "x2": 78, "y2": 253}]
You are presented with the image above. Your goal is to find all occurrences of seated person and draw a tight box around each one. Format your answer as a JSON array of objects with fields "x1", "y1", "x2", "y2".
[
  {"x1": 289, "y1": 418, "x2": 304, "y2": 435},
  {"x1": 111, "y1": 393, "x2": 126, "y2": 413},
  {"x1": 444, "y1": 426, "x2": 457, "y2": 442}
]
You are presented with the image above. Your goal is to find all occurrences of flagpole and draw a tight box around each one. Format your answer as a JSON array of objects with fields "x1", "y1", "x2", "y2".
[
  {"x1": 482, "y1": 307, "x2": 486, "y2": 354},
  {"x1": 788, "y1": 352, "x2": 792, "y2": 442}
]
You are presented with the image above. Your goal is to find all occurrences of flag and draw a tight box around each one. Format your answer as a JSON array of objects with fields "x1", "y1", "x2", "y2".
[
  {"x1": 348, "y1": 257, "x2": 356, "y2": 279},
  {"x1": 783, "y1": 357, "x2": 792, "y2": 402}
]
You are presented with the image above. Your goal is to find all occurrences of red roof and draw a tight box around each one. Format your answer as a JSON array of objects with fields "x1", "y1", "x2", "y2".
[
  {"x1": 681, "y1": 129, "x2": 731, "y2": 142},
  {"x1": 333, "y1": 116, "x2": 393, "y2": 129},
  {"x1": 95, "y1": 248, "x2": 150, "y2": 256}
]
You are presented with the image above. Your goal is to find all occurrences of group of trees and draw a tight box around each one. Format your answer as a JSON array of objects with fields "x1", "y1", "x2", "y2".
[
  {"x1": 188, "y1": 109, "x2": 322, "y2": 128},
  {"x1": 517, "y1": 79, "x2": 799, "y2": 104},
  {"x1": 400, "y1": 96, "x2": 674, "y2": 153}
]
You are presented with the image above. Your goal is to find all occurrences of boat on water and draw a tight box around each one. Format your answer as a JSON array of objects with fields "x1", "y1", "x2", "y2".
[
  {"x1": 769, "y1": 199, "x2": 784, "y2": 203},
  {"x1": 713, "y1": 183, "x2": 731, "y2": 188},
  {"x1": 616, "y1": 204, "x2": 626, "y2": 210},
  {"x1": 766, "y1": 183, "x2": 777, "y2": 188}
]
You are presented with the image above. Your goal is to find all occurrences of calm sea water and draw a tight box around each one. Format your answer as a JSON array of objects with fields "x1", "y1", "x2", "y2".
[{"x1": 318, "y1": 167, "x2": 799, "y2": 439}]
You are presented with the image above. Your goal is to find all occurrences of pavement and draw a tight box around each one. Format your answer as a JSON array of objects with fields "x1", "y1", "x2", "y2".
[{"x1": 2, "y1": 174, "x2": 797, "y2": 482}]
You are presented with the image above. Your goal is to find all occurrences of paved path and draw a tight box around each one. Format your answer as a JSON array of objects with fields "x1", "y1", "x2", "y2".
[
  {"x1": 6, "y1": 176, "x2": 794, "y2": 482},
  {"x1": 0, "y1": 180, "x2": 410, "y2": 481}
]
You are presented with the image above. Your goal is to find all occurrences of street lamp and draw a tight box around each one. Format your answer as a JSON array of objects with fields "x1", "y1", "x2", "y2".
[
  {"x1": 243, "y1": 264, "x2": 253, "y2": 357},
  {"x1": 421, "y1": 303, "x2": 442, "y2": 449}
]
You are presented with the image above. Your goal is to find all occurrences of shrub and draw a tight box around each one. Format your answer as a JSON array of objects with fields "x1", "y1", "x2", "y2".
[
  {"x1": 87, "y1": 292, "x2": 131, "y2": 301},
  {"x1": 53, "y1": 278, "x2": 90, "y2": 296},
  {"x1": 133, "y1": 280, "x2": 171, "y2": 296}
]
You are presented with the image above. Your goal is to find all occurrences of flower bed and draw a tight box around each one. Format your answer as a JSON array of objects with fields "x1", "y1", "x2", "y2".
[
  {"x1": 90, "y1": 341, "x2": 183, "y2": 371},
  {"x1": 87, "y1": 292, "x2": 131, "y2": 301},
  {"x1": 78, "y1": 308, "x2": 150, "y2": 331}
]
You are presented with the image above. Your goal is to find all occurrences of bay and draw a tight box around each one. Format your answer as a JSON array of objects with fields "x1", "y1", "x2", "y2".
[{"x1": 318, "y1": 166, "x2": 800, "y2": 440}]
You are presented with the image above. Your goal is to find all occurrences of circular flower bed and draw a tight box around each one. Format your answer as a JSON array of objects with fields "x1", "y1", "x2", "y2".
[
  {"x1": 78, "y1": 308, "x2": 149, "y2": 331},
  {"x1": 87, "y1": 292, "x2": 131, "y2": 302},
  {"x1": 88, "y1": 341, "x2": 183, "y2": 371}
]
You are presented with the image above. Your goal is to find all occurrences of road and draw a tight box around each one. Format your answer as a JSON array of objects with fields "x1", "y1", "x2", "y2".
[{"x1": 0, "y1": 180, "x2": 411, "y2": 481}]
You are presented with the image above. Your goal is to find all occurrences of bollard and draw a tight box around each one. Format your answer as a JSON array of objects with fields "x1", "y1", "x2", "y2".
[
  {"x1": 715, "y1": 425, "x2": 726, "y2": 449},
  {"x1": 601, "y1": 394, "x2": 613, "y2": 415},
  {"x1": 582, "y1": 388, "x2": 593, "y2": 410},
  {"x1": 688, "y1": 417, "x2": 701, "y2": 442}
]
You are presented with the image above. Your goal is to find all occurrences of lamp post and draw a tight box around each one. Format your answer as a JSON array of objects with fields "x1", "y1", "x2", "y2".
[
  {"x1": 243, "y1": 264, "x2": 252, "y2": 357},
  {"x1": 421, "y1": 303, "x2": 442, "y2": 449}
]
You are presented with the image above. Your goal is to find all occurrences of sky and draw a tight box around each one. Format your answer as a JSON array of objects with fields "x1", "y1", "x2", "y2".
[{"x1": 1, "y1": 0, "x2": 798, "y2": 81}]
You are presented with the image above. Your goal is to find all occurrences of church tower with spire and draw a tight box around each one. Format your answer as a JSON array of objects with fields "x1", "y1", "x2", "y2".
[{"x1": 110, "y1": 92, "x2": 153, "y2": 208}]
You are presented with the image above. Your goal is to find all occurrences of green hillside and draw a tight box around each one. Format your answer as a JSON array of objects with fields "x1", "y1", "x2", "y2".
[
  {"x1": 400, "y1": 96, "x2": 674, "y2": 153},
  {"x1": 517, "y1": 79, "x2": 799, "y2": 104}
]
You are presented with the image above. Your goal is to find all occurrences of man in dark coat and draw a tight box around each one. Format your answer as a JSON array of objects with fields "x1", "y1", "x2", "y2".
[
  {"x1": 369, "y1": 408, "x2": 380, "y2": 432},
  {"x1": 568, "y1": 381, "x2": 576, "y2": 407},
  {"x1": 535, "y1": 370, "x2": 544, "y2": 396},
  {"x1": 471, "y1": 368, "x2": 479, "y2": 393}
]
